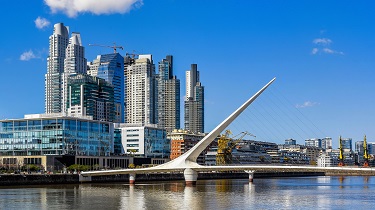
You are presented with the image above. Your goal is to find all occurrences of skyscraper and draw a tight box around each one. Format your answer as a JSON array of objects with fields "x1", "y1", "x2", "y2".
[
  {"x1": 124, "y1": 54, "x2": 157, "y2": 124},
  {"x1": 45, "y1": 23, "x2": 69, "y2": 113},
  {"x1": 157, "y1": 55, "x2": 180, "y2": 131},
  {"x1": 62, "y1": 32, "x2": 87, "y2": 113},
  {"x1": 88, "y1": 53, "x2": 124, "y2": 123},
  {"x1": 184, "y1": 64, "x2": 204, "y2": 133}
]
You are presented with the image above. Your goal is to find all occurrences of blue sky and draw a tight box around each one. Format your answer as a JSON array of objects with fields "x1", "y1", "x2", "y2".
[{"x1": 0, "y1": 0, "x2": 374, "y2": 147}]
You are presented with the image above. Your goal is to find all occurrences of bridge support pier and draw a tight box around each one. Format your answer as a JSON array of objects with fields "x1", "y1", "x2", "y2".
[
  {"x1": 184, "y1": 168, "x2": 198, "y2": 186},
  {"x1": 245, "y1": 170, "x2": 255, "y2": 182},
  {"x1": 129, "y1": 173, "x2": 136, "y2": 185}
]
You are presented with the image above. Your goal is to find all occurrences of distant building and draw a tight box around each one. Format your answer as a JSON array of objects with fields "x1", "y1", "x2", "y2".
[
  {"x1": 302, "y1": 146, "x2": 322, "y2": 163},
  {"x1": 88, "y1": 53, "x2": 124, "y2": 123},
  {"x1": 321, "y1": 137, "x2": 332, "y2": 150},
  {"x1": 341, "y1": 138, "x2": 352, "y2": 151},
  {"x1": 184, "y1": 64, "x2": 204, "y2": 133},
  {"x1": 325, "y1": 149, "x2": 355, "y2": 166},
  {"x1": 317, "y1": 154, "x2": 333, "y2": 167},
  {"x1": 305, "y1": 138, "x2": 321, "y2": 148},
  {"x1": 156, "y1": 55, "x2": 181, "y2": 132},
  {"x1": 285, "y1": 139, "x2": 296, "y2": 145}
]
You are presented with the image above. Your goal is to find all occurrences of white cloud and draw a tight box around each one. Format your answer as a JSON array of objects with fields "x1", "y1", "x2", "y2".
[
  {"x1": 296, "y1": 101, "x2": 319, "y2": 108},
  {"x1": 20, "y1": 50, "x2": 40, "y2": 61},
  {"x1": 313, "y1": 38, "x2": 332, "y2": 45},
  {"x1": 311, "y1": 36, "x2": 344, "y2": 56},
  {"x1": 323, "y1": 48, "x2": 344, "y2": 55},
  {"x1": 34, "y1": 16, "x2": 50, "y2": 29},
  {"x1": 44, "y1": 0, "x2": 143, "y2": 17},
  {"x1": 311, "y1": 48, "x2": 318, "y2": 55}
]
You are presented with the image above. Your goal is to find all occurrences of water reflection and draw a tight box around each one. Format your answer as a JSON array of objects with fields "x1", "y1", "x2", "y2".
[{"x1": 1, "y1": 177, "x2": 375, "y2": 209}]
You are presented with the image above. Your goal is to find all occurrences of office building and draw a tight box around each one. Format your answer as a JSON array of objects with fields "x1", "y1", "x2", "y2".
[
  {"x1": 124, "y1": 54, "x2": 157, "y2": 124},
  {"x1": 0, "y1": 114, "x2": 114, "y2": 157},
  {"x1": 45, "y1": 23, "x2": 69, "y2": 114},
  {"x1": 184, "y1": 64, "x2": 204, "y2": 133},
  {"x1": 67, "y1": 74, "x2": 115, "y2": 122},
  {"x1": 87, "y1": 53, "x2": 124, "y2": 123},
  {"x1": 116, "y1": 123, "x2": 169, "y2": 158},
  {"x1": 157, "y1": 55, "x2": 180, "y2": 131}
]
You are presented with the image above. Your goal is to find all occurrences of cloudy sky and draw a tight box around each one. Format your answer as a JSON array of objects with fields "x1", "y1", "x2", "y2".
[{"x1": 0, "y1": 0, "x2": 374, "y2": 146}]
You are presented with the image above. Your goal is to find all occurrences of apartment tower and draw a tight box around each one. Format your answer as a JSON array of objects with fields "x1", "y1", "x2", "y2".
[
  {"x1": 124, "y1": 54, "x2": 157, "y2": 124},
  {"x1": 45, "y1": 23, "x2": 69, "y2": 113},
  {"x1": 184, "y1": 64, "x2": 204, "y2": 133},
  {"x1": 157, "y1": 55, "x2": 180, "y2": 131}
]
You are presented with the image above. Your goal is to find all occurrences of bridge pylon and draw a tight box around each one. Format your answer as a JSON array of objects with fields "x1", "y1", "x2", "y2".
[{"x1": 245, "y1": 170, "x2": 256, "y2": 182}]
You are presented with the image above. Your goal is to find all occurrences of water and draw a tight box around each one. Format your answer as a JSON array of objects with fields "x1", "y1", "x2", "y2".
[{"x1": 1, "y1": 176, "x2": 375, "y2": 210}]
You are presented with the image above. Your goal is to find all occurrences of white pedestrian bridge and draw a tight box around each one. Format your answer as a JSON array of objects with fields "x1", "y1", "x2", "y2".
[{"x1": 81, "y1": 78, "x2": 375, "y2": 185}]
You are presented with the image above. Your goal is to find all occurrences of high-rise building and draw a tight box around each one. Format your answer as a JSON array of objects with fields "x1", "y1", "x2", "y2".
[
  {"x1": 157, "y1": 55, "x2": 180, "y2": 131},
  {"x1": 184, "y1": 64, "x2": 204, "y2": 133},
  {"x1": 45, "y1": 23, "x2": 69, "y2": 114},
  {"x1": 67, "y1": 74, "x2": 115, "y2": 122},
  {"x1": 62, "y1": 32, "x2": 87, "y2": 113},
  {"x1": 88, "y1": 53, "x2": 124, "y2": 123},
  {"x1": 124, "y1": 54, "x2": 157, "y2": 124}
]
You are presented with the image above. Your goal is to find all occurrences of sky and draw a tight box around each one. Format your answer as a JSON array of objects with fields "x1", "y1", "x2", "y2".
[{"x1": 0, "y1": 0, "x2": 374, "y2": 147}]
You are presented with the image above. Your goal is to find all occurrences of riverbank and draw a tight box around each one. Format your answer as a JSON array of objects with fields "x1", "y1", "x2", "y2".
[{"x1": 0, "y1": 171, "x2": 326, "y2": 186}]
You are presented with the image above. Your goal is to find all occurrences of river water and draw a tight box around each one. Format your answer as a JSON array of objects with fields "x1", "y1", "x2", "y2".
[{"x1": 1, "y1": 176, "x2": 374, "y2": 209}]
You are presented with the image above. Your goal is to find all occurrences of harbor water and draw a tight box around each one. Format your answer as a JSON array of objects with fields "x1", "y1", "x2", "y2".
[{"x1": 1, "y1": 176, "x2": 375, "y2": 209}]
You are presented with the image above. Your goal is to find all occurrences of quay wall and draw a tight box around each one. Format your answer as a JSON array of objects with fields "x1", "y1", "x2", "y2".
[{"x1": 0, "y1": 171, "x2": 325, "y2": 186}]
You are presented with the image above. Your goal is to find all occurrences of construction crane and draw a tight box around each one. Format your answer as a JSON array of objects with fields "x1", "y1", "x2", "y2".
[
  {"x1": 363, "y1": 135, "x2": 370, "y2": 167},
  {"x1": 88, "y1": 43, "x2": 123, "y2": 53},
  {"x1": 338, "y1": 136, "x2": 345, "y2": 166},
  {"x1": 216, "y1": 130, "x2": 253, "y2": 165}
]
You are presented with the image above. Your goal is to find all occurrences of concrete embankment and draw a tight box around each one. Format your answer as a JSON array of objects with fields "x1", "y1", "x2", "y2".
[
  {"x1": 0, "y1": 174, "x2": 79, "y2": 186},
  {"x1": 0, "y1": 171, "x2": 325, "y2": 186}
]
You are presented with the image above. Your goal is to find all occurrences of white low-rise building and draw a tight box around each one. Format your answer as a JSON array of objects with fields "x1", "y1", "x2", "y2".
[{"x1": 317, "y1": 154, "x2": 333, "y2": 167}]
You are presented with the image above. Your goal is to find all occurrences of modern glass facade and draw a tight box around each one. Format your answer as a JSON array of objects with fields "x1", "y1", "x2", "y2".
[
  {"x1": 92, "y1": 53, "x2": 125, "y2": 123},
  {"x1": 0, "y1": 116, "x2": 114, "y2": 157},
  {"x1": 118, "y1": 124, "x2": 169, "y2": 158},
  {"x1": 67, "y1": 74, "x2": 115, "y2": 122}
]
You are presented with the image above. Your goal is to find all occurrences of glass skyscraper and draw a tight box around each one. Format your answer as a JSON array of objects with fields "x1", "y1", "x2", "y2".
[{"x1": 88, "y1": 53, "x2": 124, "y2": 123}]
